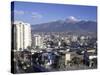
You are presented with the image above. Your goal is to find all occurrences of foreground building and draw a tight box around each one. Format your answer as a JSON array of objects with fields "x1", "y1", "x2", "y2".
[{"x1": 12, "y1": 21, "x2": 32, "y2": 51}]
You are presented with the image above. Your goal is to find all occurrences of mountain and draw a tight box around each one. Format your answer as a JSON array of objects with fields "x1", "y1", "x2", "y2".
[{"x1": 31, "y1": 19, "x2": 97, "y2": 33}]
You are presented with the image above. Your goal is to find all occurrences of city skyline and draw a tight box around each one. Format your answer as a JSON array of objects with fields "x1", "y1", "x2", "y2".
[
  {"x1": 11, "y1": 2, "x2": 97, "y2": 73},
  {"x1": 12, "y1": 1, "x2": 97, "y2": 25}
]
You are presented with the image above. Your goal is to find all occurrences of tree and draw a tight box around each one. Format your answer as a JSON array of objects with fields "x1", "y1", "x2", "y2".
[
  {"x1": 71, "y1": 57, "x2": 81, "y2": 65},
  {"x1": 27, "y1": 46, "x2": 32, "y2": 50},
  {"x1": 61, "y1": 41, "x2": 67, "y2": 47},
  {"x1": 91, "y1": 58, "x2": 97, "y2": 68}
]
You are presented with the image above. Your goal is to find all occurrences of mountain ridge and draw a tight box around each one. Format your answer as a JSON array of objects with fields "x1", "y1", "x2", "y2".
[{"x1": 31, "y1": 19, "x2": 97, "y2": 33}]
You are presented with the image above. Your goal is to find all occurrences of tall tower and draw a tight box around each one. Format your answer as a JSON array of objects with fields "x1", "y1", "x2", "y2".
[
  {"x1": 24, "y1": 23, "x2": 32, "y2": 49},
  {"x1": 12, "y1": 21, "x2": 32, "y2": 51},
  {"x1": 33, "y1": 34, "x2": 44, "y2": 48}
]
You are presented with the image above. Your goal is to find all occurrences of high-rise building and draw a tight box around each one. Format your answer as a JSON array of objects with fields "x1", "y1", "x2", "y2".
[
  {"x1": 24, "y1": 23, "x2": 32, "y2": 49},
  {"x1": 12, "y1": 21, "x2": 32, "y2": 51},
  {"x1": 33, "y1": 34, "x2": 44, "y2": 49}
]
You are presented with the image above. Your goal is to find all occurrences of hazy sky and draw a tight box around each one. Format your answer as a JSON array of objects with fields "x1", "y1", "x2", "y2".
[{"x1": 11, "y1": 1, "x2": 97, "y2": 25}]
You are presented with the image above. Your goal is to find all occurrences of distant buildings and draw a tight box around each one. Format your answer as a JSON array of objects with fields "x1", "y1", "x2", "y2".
[
  {"x1": 71, "y1": 35, "x2": 78, "y2": 42},
  {"x1": 12, "y1": 21, "x2": 32, "y2": 51}
]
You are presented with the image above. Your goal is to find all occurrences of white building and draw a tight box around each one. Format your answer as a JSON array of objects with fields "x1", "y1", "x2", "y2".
[
  {"x1": 71, "y1": 35, "x2": 78, "y2": 42},
  {"x1": 24, "y1": 23, "x2": 31, "y2": 49},
  {"x1": 13, "y1": 21, "x2": 32, "y2": 51},
  {"x1": 65, "y1": 53, "x2": 71, "y2": 65},
  {"x1": 33, "y1": 34, "x2": 45, "y2": 49}
]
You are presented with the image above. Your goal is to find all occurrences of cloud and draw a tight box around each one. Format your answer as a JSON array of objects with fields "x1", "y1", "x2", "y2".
[
  {"x1": 31, "y1": 12, "x2": 42, "y2": 19},
  {"x1": 14, "y1": 10, "x2": 25, "y2": 15}
]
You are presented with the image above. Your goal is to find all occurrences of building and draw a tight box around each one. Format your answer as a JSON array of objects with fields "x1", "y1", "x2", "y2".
[
  {"x1": 83, "y1": 49, "x2": 97, "y2": 68},
  {"x1": 65, "y1": 52, "x2": 83, "y2": 65},
  {"x1": 24, "y1": 23, "x2": 32, "y2": 49},
  {"x1": 12, "y1": 21, "x2": 32, "y2": 51},
  {"x1": 71, "y1": 35, "x2": 78, "y2": 42},
  {"x1": 33, "y1": 34, "x2": 45, "y2": 49}
]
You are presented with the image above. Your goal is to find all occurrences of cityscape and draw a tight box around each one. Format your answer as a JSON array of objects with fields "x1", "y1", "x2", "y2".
[{"x1": 11, "y1": 1, "x2": 97, "y2": 74}]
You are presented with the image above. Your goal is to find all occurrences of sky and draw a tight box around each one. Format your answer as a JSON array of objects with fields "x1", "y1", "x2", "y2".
[{"x1": 11, "y1": 1, "x2": 97, "y2": 25}]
